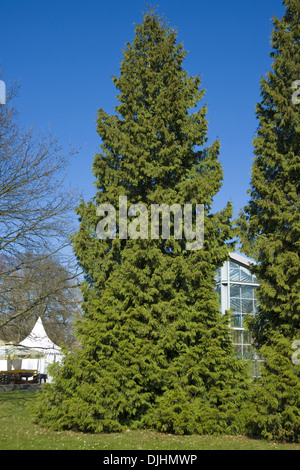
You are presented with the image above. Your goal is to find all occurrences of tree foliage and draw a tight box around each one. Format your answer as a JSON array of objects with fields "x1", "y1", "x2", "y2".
[
  {"x1": 238, "y1": 0, "x2": 300, "y2": 442},
  {"x1": 35, "y1": 9, "x2": 249, "y2": 434},
  {"x1": 245, "y1": 332, "x2": 300, "y2": 442},
  {"x1": 238, "y1": 0, "x2": 300, "y2": 345}
]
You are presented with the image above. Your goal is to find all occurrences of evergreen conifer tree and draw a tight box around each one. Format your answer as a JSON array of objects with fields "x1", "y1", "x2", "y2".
[
  {"x1": 238, "y1": 0, "x2": 300, "y2": 442},
  {"x1": 35, "y1": 9, "x2": 249, "y2": 434},
  {"x1": 246, "y1": 332, "x2": 300, "y2": 442}
]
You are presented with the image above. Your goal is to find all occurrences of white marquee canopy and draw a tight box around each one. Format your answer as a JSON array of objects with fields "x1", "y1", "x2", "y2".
[
  {"x1": 0, "y1": 317, "x2": 62, "y2": 382},
  {"x1": 19, "y1": 317, "x2": 62, "y2": 381}
]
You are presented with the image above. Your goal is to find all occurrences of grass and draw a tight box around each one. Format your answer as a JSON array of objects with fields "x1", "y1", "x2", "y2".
[{"x1": 0, "y1": 390, "x2": 299, "y2": 450}]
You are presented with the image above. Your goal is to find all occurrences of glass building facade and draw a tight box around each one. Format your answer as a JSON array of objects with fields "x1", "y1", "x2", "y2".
[{"x1": 216, "y1": 253, "x2": 263, "y2": 376}]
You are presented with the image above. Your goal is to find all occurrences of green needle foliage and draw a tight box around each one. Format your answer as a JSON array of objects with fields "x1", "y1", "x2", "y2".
[
  {"x1": 35, "y1": 8, "x2": 250, "y2": 435},
  {"x1": 238, "y1": 0, "x2": 300, "y2": 442}
]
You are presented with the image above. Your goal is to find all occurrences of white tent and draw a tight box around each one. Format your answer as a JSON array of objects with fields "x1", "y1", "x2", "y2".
[
  {"x1": 20, "y1": 317, "x2": 62, "y2": 382},
  {"x1": 0, "y1": 342, "x2": 46, "y2": 371}
]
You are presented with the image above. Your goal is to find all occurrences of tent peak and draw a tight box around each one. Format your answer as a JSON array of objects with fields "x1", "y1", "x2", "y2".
[{"x1": 20, "y1": 317, "x2": 61, "y2": 352}]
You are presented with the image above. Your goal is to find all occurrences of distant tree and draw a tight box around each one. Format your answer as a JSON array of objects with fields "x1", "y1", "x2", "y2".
[
  {"x1": 34, "y1": 9, "x2": 250, "y2": 435},
  {"x1": 238, "y1": 0, "x2": 300, "y2": 442},
  {"x1": 0, "y1": 253, "x2": 81, "y2": 347},
  {"x1": 0, "y1": 79, "x2": 80, "y2": 332}
]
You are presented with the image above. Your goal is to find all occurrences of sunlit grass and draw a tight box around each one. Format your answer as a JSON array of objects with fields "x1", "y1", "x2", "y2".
[{"x1": 0, "y1": 390, "x2": 299, "y2": 450}]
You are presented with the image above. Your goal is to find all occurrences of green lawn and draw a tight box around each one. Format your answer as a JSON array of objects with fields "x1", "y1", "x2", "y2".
[{"x1": 0, "y1": 390, "x2": 299, "y2": 450}]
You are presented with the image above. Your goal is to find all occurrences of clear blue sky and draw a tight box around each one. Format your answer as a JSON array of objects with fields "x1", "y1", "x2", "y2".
[{"x1": 0, "y1": 0, "x2": 285, "y2": 220}]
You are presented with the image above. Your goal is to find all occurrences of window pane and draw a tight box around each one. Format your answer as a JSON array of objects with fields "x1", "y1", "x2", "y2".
[
  {"x1": 232, "y1": 330, "x2": 242, "y2": 344},
  {"x1": 242, "y1": 299, "x2": 254, "y2": 313},
  {"x1": 241, "y1": 285, "x2": 253, "y2": 299},
  {"x1": 231, "y1": 314, "x2": 242, "y2": 328},
  {"x1": 230, "y1": 284, "x2": 240, "y2": 298},
  {"x1": 240, "y1": 266, "x2": 252, "y2": 282},
  {"x1": 230, "y1": 297, "x2": 241, "y2": 313},
  {"x1": 230, "y1": 262, "x2": 240, "y2": 281},
  {"x1": 243, "y1": 331, "x2": 252, "y2": 344},
  {"x1": 243, "y1": 345, "x2": 255, "y2": 359},
  {"x1": 234, "y1": 344, "x2": 242, "y2": 357}
]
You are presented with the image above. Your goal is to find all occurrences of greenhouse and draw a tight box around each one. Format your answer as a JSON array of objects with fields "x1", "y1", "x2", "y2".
[{"x1": 215, "y1": 252, "x2": 263, "y2": 376}]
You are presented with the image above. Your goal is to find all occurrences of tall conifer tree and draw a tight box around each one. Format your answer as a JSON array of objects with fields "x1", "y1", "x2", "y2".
[
  {"x1": 238, "y1": 0, "x2": 300, "y2": 442},
  {"x1": 239, "y1": 0, "x2": 300, "y2": 346},
  {"x1": 35, "y1": 9, "x2": 249, "y2": 434}
]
